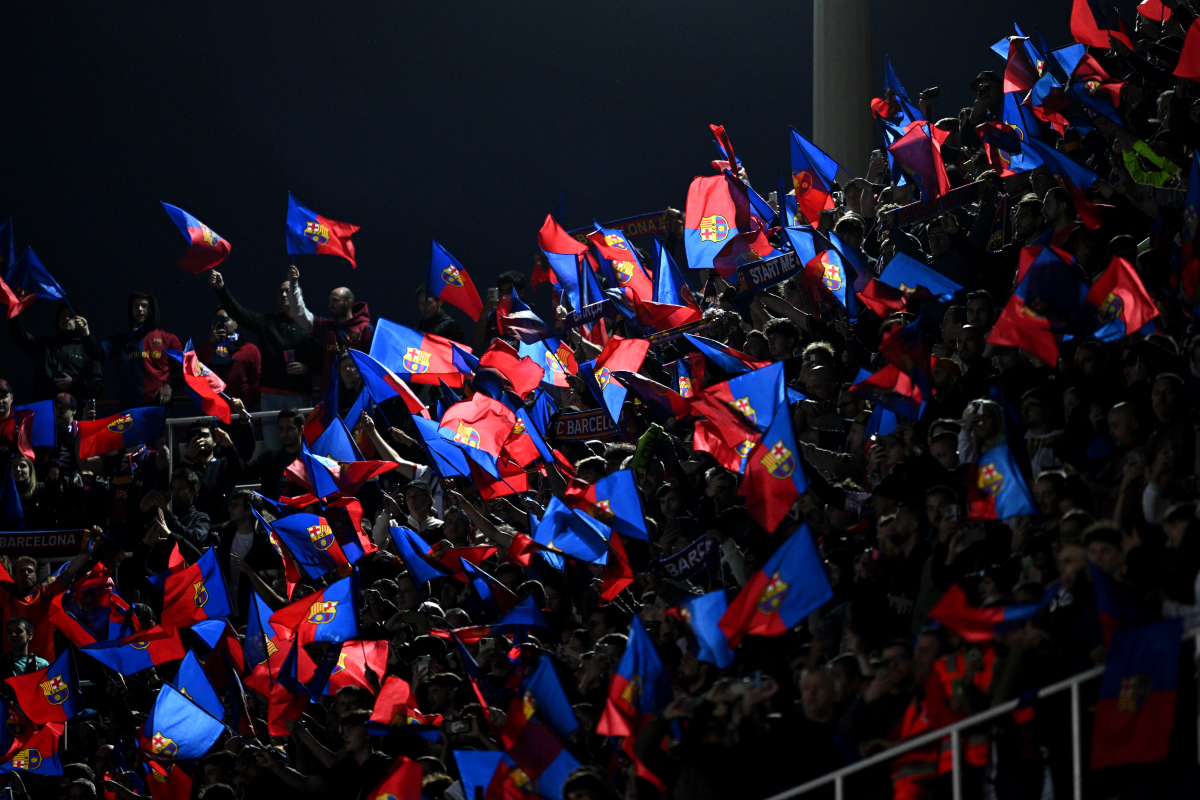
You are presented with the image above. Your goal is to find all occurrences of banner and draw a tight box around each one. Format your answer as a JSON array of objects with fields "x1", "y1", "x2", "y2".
[
  {"x1": 552, "y1": 409, "x2": 623, "y2": 442},
  {"x1": 563, "y1": 300, "x2": 616, "y2": 329},
  {"x1": 569, "y1": 210, "x2": 674, "y2": 244},
  {"x1": 653, "y1": 534, "x2": 721, "y2": 582},
  {"x1": 0, "y1": 529, "x2": 87, "y2": 556},
  {"x1": 878, "y1": 181, "x2": 982, "y2": 230},
  {"x1": 731, "y1": 250, "x2": 804, "y2": 298}
]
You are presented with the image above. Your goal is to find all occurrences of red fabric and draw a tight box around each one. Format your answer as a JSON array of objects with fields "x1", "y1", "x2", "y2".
[
  {"x1": 0, "y1": 275, "x2": 37, "y2": 319},
  {"x1": 600, "y1": 533, "x2": 634, "y2": 603},
  {"x1": 312, "y1": 302, "x2": 373, "y2": 393},
  {"x1": 1071, "y1": 0, "x2": 1134, "y2": 49},
  {"x1": 1091, "y1": 692, "x2": 1175, "y2": 768},
  {"x1": 365, "y1": 757, "x2": 423, "y2": 800},
  {"x1": 717, "y1": 569, "x2": 786, "y2": 648},
  {"x1": 197, "y1": 340, "x2": 261, "y2": 410},
  {"x1": 180, "y1": 351, "x2": 231, "y2": 423},
  {"x1": 479, "y1": 340, "x2": 545, "y2": 398},
  {"x1": 857, "y1": 279, "x2": 907, "y2": 317},
  {"x1": 633, "y1": 297, "x2": 702, "y2": 330},
  {"x1": 987, "y1": 295, "x2": 1059, "y2": 365},
  {"x1": 1003, "y1": 38, "x2": 1041, "y2": 93},
  {"x1": 1087, "y1": 256, "x2": 1159, "y2": 333},
  {"x1": 1, "y1": 580, "x2": 67, "y2": 661},
  {"x1": 1138, "y1": 0, "x2": 1170, "y2": 20},
  {"x1": 1177, "y1": 18, "x2": 1200, "y2": 79},
  {"x1": 737, "y1": 436, "x2": 801, "y2": 533},
  {"x1": 928, "y1": 585, "x2": 1007, "y2": 642}
]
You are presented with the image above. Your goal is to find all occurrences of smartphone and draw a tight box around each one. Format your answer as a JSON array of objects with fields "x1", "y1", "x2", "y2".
[
  {"x1": 478, "y1": 637, "x2": 496, "y2": 652},
  {"x1": 943, "y1": 504, "x2": 959, "y2": 523},
  {"x1": 447, "y1": 718, "x2": 472, "y2": 734},
  {"x1": 488, "y1": 287, "x2": 499, "y2": 302},
  {"x1": 284, "y1": 349, "x2": 296, "y2": 365},
  {"x1": 415, "y1": 655, "x2": 431, "y2": 680}
]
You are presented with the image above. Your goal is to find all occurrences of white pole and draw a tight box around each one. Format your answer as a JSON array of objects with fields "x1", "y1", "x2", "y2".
[
  {"x1": 1071, "y1": 681, "x2": 1083, "y2": 800},
  {"x1": 951, "y1": 727, "x2": 963, "y2": 800}
]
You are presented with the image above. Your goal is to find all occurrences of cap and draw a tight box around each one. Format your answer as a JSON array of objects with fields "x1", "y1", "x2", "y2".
[
  {"x1": 970, "y1": 71, "x2": 1003, "y2": 92},
  {"x1": 0, "y1": 379, "x2": 11, "y2": 396},
  {"x1": 54, "y1": 392, "x2": 77, "y2": 409},
  {"x1": 405, "y1": 477, "x2": 434, "y2": 496}
]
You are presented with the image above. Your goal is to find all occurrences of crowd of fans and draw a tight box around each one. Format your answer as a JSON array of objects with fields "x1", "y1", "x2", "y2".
[{"x1": 6, "y1": 4, "x2": 1200, "y2": 800}]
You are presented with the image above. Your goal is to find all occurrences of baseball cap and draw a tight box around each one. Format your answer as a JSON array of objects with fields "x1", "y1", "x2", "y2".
[
  {"x1": 55, "y1": 392, "x2": 77, "y2": 409},
  {"x1": 970, "y1": 71, "x2": 1002, "y2": 92},
  {"x1": 0, "y1": 379, "x2": 11, "y2": 396}
]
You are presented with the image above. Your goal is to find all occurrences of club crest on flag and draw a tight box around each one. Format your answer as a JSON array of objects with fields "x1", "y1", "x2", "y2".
[
  {"x1": 793, "y1": 171, "x2": 814, "y2": 195},
  {"x1": 308, "y1": 523, "x2": 335, "y2": 551},
  {"x1": 1117, "y1": 674, "x2": 1153, "y2": 713},
  {"x1": 108, "y1": 414, "x2": 135, "y2": 434},
  {"x1": 39, "y1": 675, "x2": 69, "y2": 705},
  {"x1": 131, "y1": 639, "x2": 152, "y2": 650},
  {"x1": 614, "y1": 261, "x2": 635, "y2": 284},
  {"x1": 760, "y1": 441, "x2": 796, "y2": 479},
  {"x1": 736, "y1": 440, "x2": 755, "y2": 458},
  {"x1": 303, "y1": 221, "x2": 330, "y2": 245},
  {"x1": 179, "y1": 686, "x2": 193, "y2": 700},
  {"x1": 595, "y1": 367, "x2": 613, "y2": 388},
  {"x1": 620, "y1": 675, "x2": 643, "y2": 705},
  {"x1": 823, "y1": 263, "x2": 842, "y2": 292},
  {"x1": 9, "y1": 749, "x2": 41, "y2": 771},
  {"x1": 6, "y1": 708, "x2": 27, "y2": 738},
  {"x1": 758, "y1": 571, "x2": 790, "y2": 613},
  {"x1": 201, "y1": 226, "x2": 220, "y2": 248},
  {"x1": 511, "y1": 769, "x2": 533, "y2": 791},
  {"x1": 603, "y1": 234, "x2": 629, "y2": 251},
  {"x1": 308, "y1": 600, "x2": 339, "y2": 625},
  {"x1": 253, "y1": 639, "x2": 280, "y2": 666},
  {"x1": 521, "y1": 690, "x2": 537, "y2": 721},
  {"x1": 331, "y1": 652, "x2": 348, "y2": 674},
  {"x1": 1097, "y1": 292, "x2": 1123, "y2": 324},
  {"x1": 192, "y1": 579, "x2": 209, "y2": 608},
  {"x1": 546, "y1": 355, "x2": 565, "y2": 377},
  {"x1": 441, "y1": 265, "x2": 465, "y2": 287},
  {"x1": 453, "y1": 422, "x2": 481, "y2": 449},
  {"x1": 150, "y1": 732, "x2": 178, "y2": 758},
  {"x1": 678, "y1": 377, "x2": 693, "y2": 397},
  {"x1": 594, "y1": 499, "x2": 614, "y2": 519},
  {"x1": 978, "y1": 463, "x2": 1005, "y2": 496},
  {"x1": 403, "y1": 347, "x2": 432, "y2": 374},
  {"x1": 729, "y1": 397, "x2": 756, "y2": 424},
  {"x1": 699, "y1": 214, "x2": 730, "y2": 243}
]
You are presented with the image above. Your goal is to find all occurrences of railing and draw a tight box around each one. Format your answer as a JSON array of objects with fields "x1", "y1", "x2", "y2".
[{"x1": 764, "y1": 628, "x2": 1200, "y2": 800}]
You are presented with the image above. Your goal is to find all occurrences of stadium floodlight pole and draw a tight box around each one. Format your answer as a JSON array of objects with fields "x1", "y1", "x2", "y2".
[{"x1": 812, "y1": 0, "x2": 873, "y2": 176}]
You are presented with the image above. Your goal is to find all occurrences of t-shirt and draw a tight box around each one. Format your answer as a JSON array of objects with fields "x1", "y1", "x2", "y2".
[{"x1": 0, "y1": 582, "x2": 67, "y2": 661}]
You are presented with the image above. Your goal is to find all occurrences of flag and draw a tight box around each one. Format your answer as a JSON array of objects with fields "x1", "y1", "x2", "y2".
[
  {"x1": 1091, "y1": 619, "x2": 1182, "y2": 769},
  {"x1": 507, "y1": 655, "x2": 579, "y2": 745},
  {"x1": 679, "y1": 591, "x2": 736, "y2": 668},
  {"x1": 4, "y1": 648, "x2": 80, "y2": 724},
  {"x1": 242, "y1": 591, "x2": 278, "y2": 678},
  {"x1": 262, "y1": 512, "x2": 350, "y2": 580},
  {"x1": 718, "y1": 524, "x2": 832, "y2": 648},
  {"x1": 601, "y1": 532, "x2": 634, "y2": 603},
  {"x1": 389, "y1": 526, "x2": 452, "y2": 585},
  {"x1": 633, "y1": 296, "x2": 701, "y2": 331},
  {"x1": 987, "y1": 294, "x2": 1059, "y2": 366},
  {"x1": 322, "y1": 640, "x2": 387, "y2": 697},
  {"x1": 1083, "y1": 256, "x2": 1158, "y2": 341},
  {"x1": 160, "y1": 203, "x2": 230, "y2": 274},
  {"x1": 479, "y1": 340, "x2": 544, "y2": 398},
  {"x1": 6, "y1": 248, "x2": 67, "y2": 310},
  {"x1": 520, "y1": 339, "x2": 574, "y2": 389},
  {"x1": 610, "y1": 370, "x2": 696, "y2": 427},
  {"x1": 684, "y1": 172, "x2": 759, "y2": 273},
  {"x1": 427, "y1": 597, "x2": 552, "y2": 646},
  {"x1": 14, "y1": 400, "x2": 54, "y2": 449},
  {"x1": 596, "y1": 616, "x2": 672, "y2": 737},
  {"x1": 79, "y1": 626, "x2": 187, "y2": 675},
  {"x1": 165, "y1": 348, "x2": 231, "y2": 424},
  {"x1": 0, "y1": 273, "x2": 37, "y2": 318},
  {"x1": 365, "y1": 757, "x2": 423, "y2": 800},
  {"x1": 77, "y1": 407, "x2": 167, "y2": 459},
  {"x1": 738, "y1": 401, "x2": 809, "y2": 532},
  {"x1": 967, "y1": 442, "x2": 1038, "y2": 520},
  {"x1": 370, "y1": 675, "x2": 422, "y2": 727},
  {"x1": 683, "y1": 333, "x2": 771, "y2": 375},
  {"x1": 286, "y1": 193, "x2": 359, "y2": 268},
  {"x1": 169, "y1": 651, "x2": 225, "y2": 721},
  {"x1": 586, "y1": 223, "x2": 654, "y2": 303},
  {"x1": 803, "y1": 248, "x2": 856, "y2": 318},
  {"x1": 460, "y1": 558, "x2": 519, "y2": 620},
  {"x1": 688, "y1": 361, "x2": 785, "y2": 452},
  {"x1": 1176, "y1": 18, "x2": 1200, "y2": 79},
  {"x1": 538, "y1": 214, "x2": 586, "y2": 309},
  {"x1": 269, "y1": 574, "x2": 358, "y2": 644},
  {"x1": 651, "y1": 239, "x2": 695, "y2": 308},
  {"x1": 454, "y1": 751, "x2": 507, "y2": 800},
  {"x1": 0, "y1": 722, "x2": 63, "y2": 776},
  {"x1": 369, "y1": 317, "x2": 463, "y2": 389},
  {"x1": 878, "y1": 304, "x2": 936, "y2": 397},
  {"x1": 1089, "y1": 563, "x2": 1140, "y2": 646},
  {"x1": 929, "y1": 584, "x2": 1048, "y2": 642},
  {"x1": 582, "y1": 336, "x2": 649, "y2": 429},
  {"x1": 888, "y1": 124, "x2": 951, "y2": 199},
  {"x1": 439, "y1": 393, "x2": 517, "y2": 476},
  {"x1": 428, "y1": 240, "x2": 483, "y2": 321},
  {"x1": 1070, "y1": 0, "x2": 1133, "y2": 49},
  {"x1": 1182, "y1": 153, "x2": 1200, "y2": 297},
  {"x1": 346, "y1": 347, "x2": 431, "y2": 415},
  {"x1": 532, "y1": 496, "x2": 611, "y2": 564},
  {"x1": 138, "y1": 684, "x2": 224, "y2": 761},
  {"x1": 1002, "y1": 37, "x2": 1040, "y2": 93},
  {"x1": 789, "y1": 129, "x2": 840, "y2": 224},
  {"x1": 149, "y1": 546, "x2": 232, "y2": 631},
  {"x1": 288, "y1": 439, "x2": 396, "y2": 500},
  {"x1": 857, "y1": 279, "x2": 907, "y2": 316},
  {"x1": 709, "y1": 122, "x2": 742, "y2": 173},
  {"x1": 878, "y1": 252, "x2": 962, "y2": 300}
]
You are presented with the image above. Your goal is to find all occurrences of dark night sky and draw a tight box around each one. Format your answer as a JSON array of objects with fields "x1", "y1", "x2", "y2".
[{"x1": 0, "y1": 1, "x2": 1074, "y2": 400}]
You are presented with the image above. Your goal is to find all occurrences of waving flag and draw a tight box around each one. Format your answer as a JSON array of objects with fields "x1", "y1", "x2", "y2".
[
  {"x1": 506, "y1": 655, "x2": 579, "y2": 746},
  {"x1": 888, "y1": 124, "x2": 951, "y2": 199},
  {"x1": 79, "y1": 626, "x2": 187, "y2": 675},
  {"x1": 879, "y1": 252, "x2": 962, "y2": 301},
  {"x1": 264, "y1": 512, "x2": 350, "y2": 580},
  {"x1": 4, "y1": 648, "x2": 79, "y2": 725},
  {"x1": 160, "y1": 203, "x2": 230, "y2": 274},
  {"x1": 164, "y1": 347, "x2": 231, "y2": 424},
  {"x1": 346, "y1": 347, "x2": 431, "y2": 416},
  {"x1": 0, "y1": 722, "x2": 63, "y2": 776},
  {"x1": 439, "y1": 393, "x2": 516, "y2": 477},
  {"x1": 460, "y1": 558, "x2": 519, "y2": 620},
  {"x1": 987, "y1": 294, "x2": 1059, "y2": 366},
  {"x1": 427, "y1": 597, "x2": 551, "y2": 645},
  {"x1": 684, "y1": 172, "x2": 758, "y2": 273},
  {"x1": 1083, "y1": 256, "x2": 1158, "y2": 341},
  {"x1": 611, "y1": 370, "x2": 695, "y2": 426},
  {"x1": 597, "y1": 616, "x2": 672, "y2": 737},
  {"x1": 1070, "y1": 0, "x2": 1132, "y2": 49},
  {"x1": 587, "y1": 222, "x2": 654, "y2": 303},
  {"x1": 428, "y1": 240, "x2": 483, "y2": 320},
  {"x1": 478, "y1": 340, "x2": 544, "y2": 398},
  {"x1": 633, "y1": 296, "x2": 701, "y2": 330},
  {"x1": 929, "y1": 584, "x2": 1049, "y2": 642},
  {"x1": 285, "y1": 193, "x2": 360, "y2": 268},
  {"x1": 365, "y1": 757, "x2": 423, "y2": 800},
  {"x1": 967, "y1": 442, "x2": 1038, "y2": 521},
  {"x1": 857, "y1": 279, "x2": 907, "y2": 316},
  {"x1": 139, "y1": 684, "x2": 224, "y2": 761},
  {"x1": 288, "y1": 439, "x2": 396, "y2": 500},
  {"x1": 538, "y1": 214, "x2": 586, "y2": 309},
  {"x1": 78, "y1": 407, "x2": 168, "y2": 459},
  {"x1": 1176, "y1": 18, "x2": 1200, "y2": 79},
  {"x1": 879, "y1": 304, "x2": 936, "y2": 397},
  {"x1": 269, "y1": 574, "x2": 358, "y2": 645},
  {"x1": 680, "y1": 591, "x2": 736, "y2": 668},
  {"x1": 688, "y1": 361, "x2": 785, "y2": 453},
  {"x1": 6, "y1": 248, "x2": 67, "y2": 310},
  {"x1": 719, "y1": 524, "x2": 832, "y2": 647},
  {"x1": 169, "y1": 651, "x2": 224, "y2": 721},
  {"x1": 369, "y1": 317, "x2": 463, "y2": 389},
  {"x1": 532, "y1": 496, "x2": 611, "y2": 564},
  {"x1": 565, "y1": 469, "x2": 648, "y2": 540},
  {"x1": 390, "y1": 525, "x2": 452, "y2": 585},
  {"x1": 651, "y1": 239, "x2": 696, "y2": 309},
  {"x1": 683, "y1": 333, "x2": 771, "y2": 376},
  {"x1": 520, "y1": 339, "x2": 574, "y2": 388},
  {"x1": 149, "y1": 547, "x2": 232, "y2": 630},
  {"x1": 738, "y1": 401, "x2": 809, "y2": 532},
  {"x1": 581, "y1": 335, "x2": 649, "y2": 429},
  {"x1": 789, "y1": 129, "x2": 840, "y2": 224},
  {"x1": 803, "y1": 248, "x2": 856, "y2": 319},
  {"x1": 1091, "y1": 619, "x2": 1182, "y2": 769}
]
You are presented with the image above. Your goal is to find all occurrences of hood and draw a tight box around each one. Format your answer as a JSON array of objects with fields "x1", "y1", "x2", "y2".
[{"x1": 127, "y1": 292, "x2": 162, "y2": 331}]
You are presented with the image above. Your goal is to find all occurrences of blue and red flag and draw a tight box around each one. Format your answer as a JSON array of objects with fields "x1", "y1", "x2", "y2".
[
  {"x1": 390, "y1": 525, "x2": 452, "y2": 585},
  {"x1": 709, "y1": 123, "x2": 743, "y2": 173},
  {"x1": 1070, "y1": 0, "x2": 1132, "y2": 49},
  {"x1": 4, "y1": 648, "x2": 80, "y2": 725},
  {"x1": 439, "y1": 393, "x2": 516, "y2": 477},
  {"x1": 1091, "y1": 619, "x2": 1182, "y2": 769},
  {"x1": 138, "y1": 684, "x2": 224, "y2": 761},
  {"x1": 79, "y1": 625, "x2": 187, "y2": 675},
  {"x1": 164, "y1": 345, "x2": 231, "y2": 424},
  {"x1": 460, "y1": 558, "x2": 519, "y2": 620},
  {"x1": 285, "y1": 193, "x2": 360, "y2": 268},
  {"x1": 149, "y1": 546, "x2": 232, "y2": 631},
  {"x1": 519, "y1": 338, "x2": 574, "y2": 389},
  {"x1": 688, "y1": 361, "x2": 786, "y2": 454},
  {"x1": 263, "y1": 512, "x2": 350, "y2": 580},
  {"x1": 369, "y1": 317, "x2": 463, "y2": 389},
  {"x1": 504, "y1": 654, "x2": 579, "y2": 747},
  {"x1": 879, "y1": 304, "x2": 936, "y2": 397},
  {"x1": 719, "y1": 524, "x2": 832, "y2": 647},
  {"x1": 269, "y1": 573, "x2": 358, "y2": 645},
  {"x1": 564, "y1": 469, "x2": 648, "y2": 541},
  {"x1": 651, "y1": 239, "x2": 696, "y2": 309},
  {"x1": 426, "y1": 596, "x2": 551, "y2": 645},
  {"x1": 967, "y1": 442, "x2": 1038, "y2": 521},
  {"x1": 803, "y1": 247, "x2": 857, "y2": 319},
  {"x1": 288, "y1": 439, "x2": 396, "y2": 500},
  {"x1": 77, "y1": 407, "x2": 167, "y2": 459},
  {"x1": 538, "y1": 214, "x2": 586, "y2": 309},
  {"x1": 532, "y1": 496, "x2": 611, "y2": 565},
  {"x1": 160, "y1": 203, "x2": 230, "y2": 274},
  {"x1": 581, "y1": 335, "x2": 650, "y2": 429},
  {"x1": 6, "y1": 247, "x2": 67, "y2": 311},
  {"x1": 365, "y1": 757, "x2": 423, "y2": 800},
  {"x1": 879, "y1": 252, "x2": 962, "y2": 301},
  {"x1": 684, "y1": 333, "x2": 770, "y2": 376},
  {"x1": 596, "y1": 615, "x2": 672, "y2": 737},
  {"x1": 611, "y1": 370, "x2": 696, "y2": 426},
  {"x1": 0, "y1": 721, "x2": 63, "y2": 776},
  {"x1": 789, "y1": 129, "x2": 840, "y2": 224},
  {"x1": 586, "y1": 222, "x2": 654, "y2": 303},
  {"x1": 1082, "y1": 256, "x2": 1158, "y2": 341},
  {"x1": 684, "y1": 172, "x2": 769, "y2": 275},
  {"x1": 888, "y1": 124, "x2": 951, "y2": 199},
  {"x1": 428, "y1": 240, "x2": 483, "y2": 321},
  {"x1": 737, "y1": 400, "x2": 810, "y2": 532},
  {"x1": 857, "y1": 278, "x2": 907, "y2": 317},
  {"x1": 987, "y1": 294, "x2": 1060, "y2": 366},
  {"x1": 929, "y1": 584, "x2": 1048, "y2": 642},
  {"x1": 478, "y1": 339, "x2": 545, "y2": 399},
  {"x1": 346, "y1": 347, "x2": 430, "y2": 416},
  {"x1": 1089, "y1": 563, "x2": 1140, "y2": 646},
  {"x1": 168, "y1": 650, "x2": 225, "y2": 721},
  {"x1": 679, "y1": 590, "x2": 736, "y2": 668}
]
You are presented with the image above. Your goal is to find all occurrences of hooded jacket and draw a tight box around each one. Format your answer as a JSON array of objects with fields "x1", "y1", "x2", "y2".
[
  {"x1": 9, "y1": 305, "x2": 104, "y2": 401},
  {"x1": 83, "y1": 293, "x2": 182, "y2": 409},
  {"x1": 287, "y1": 281, "x2": 373, "y2": 391}
]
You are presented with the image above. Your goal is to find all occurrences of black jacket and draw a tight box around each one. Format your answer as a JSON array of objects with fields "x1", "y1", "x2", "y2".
[
  {"x1": 227, "y1": 445, "x2": 304, "y2": 501},
  {"x1": 215, "y1": 520, "x2": 282, "y2": 620},
  {"x1": 178, "y1": 420, "x2": 256, "y2": 524},
  {"x1": 160, "y1": 504, "x2": 212, "y2": 549},
  {"x1": 10, "y1": 315, "x2": 104, "y2": 401},
  {"x1": 215, "y1": 283, "x2": 321, "y2": 395},
  {"x1": 418, "y1": 310, "x2": 467, "y2": 345}
]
